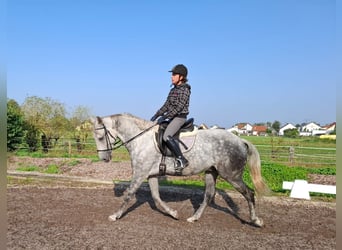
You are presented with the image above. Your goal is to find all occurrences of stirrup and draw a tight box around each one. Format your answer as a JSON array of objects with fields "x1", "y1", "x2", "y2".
[{"x1": 174, "y1": 158, "x2": 188, "y2": 172}]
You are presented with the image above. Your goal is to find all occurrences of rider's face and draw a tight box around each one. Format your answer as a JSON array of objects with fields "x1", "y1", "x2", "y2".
[{"x1": 171, "y1": 73, "x2": 184, "y2": 85}]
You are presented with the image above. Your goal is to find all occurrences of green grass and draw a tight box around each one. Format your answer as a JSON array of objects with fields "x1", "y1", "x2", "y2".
[
  {"x1": 68, "y1": 159, "x2": 81, "y2": 166},
  {"x1": 239, "y1": 136, "x2": 336, "y2": 168},
  {"x1": 242, "y1": 136, "x2": 336, "y2": 148},
  {"x1": 44, "y1": 164, "x2": 60, "y2": 174},
  {"x1": 308, "y1": 167, "x2": 336, "y2": 175},
  {"x1": 12, "y1": 145, "x2": 130, "y2": 162},
  {"x1": 16, "y1": 165, "x2": 40, "y2": 172},
  {"x1": 7, "y1": 176, "x2": 35, "y2": 185}
]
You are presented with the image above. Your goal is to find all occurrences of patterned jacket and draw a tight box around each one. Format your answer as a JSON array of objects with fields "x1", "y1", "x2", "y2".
[{"x1": 155, "y1": 83, "x2": 191, "y2": 119}]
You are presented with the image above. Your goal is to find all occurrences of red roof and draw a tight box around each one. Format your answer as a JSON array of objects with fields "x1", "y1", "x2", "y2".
[
  {"x1": 322, "y1": 122, "x2": 336, "y2": 130},
  {"x1": 252, "y1": 125, "x2": 267, "y2": 133},
  {"x1": 236, "y1": 123, "x2": 249, "y2": 129}
]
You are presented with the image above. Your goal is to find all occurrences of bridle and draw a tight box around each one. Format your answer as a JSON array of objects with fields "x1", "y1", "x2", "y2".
[
  {"x1": 95, "y1": 125, "x2": 118, "y2": 152},
  {"x1": 95, "y1": 123, "x2": 158, "y2": 152}
]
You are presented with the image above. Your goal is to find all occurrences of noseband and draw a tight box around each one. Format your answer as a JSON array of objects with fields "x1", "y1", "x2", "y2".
[{"x1": 95, "y1": 123, "x2": 158, "y2": 152}]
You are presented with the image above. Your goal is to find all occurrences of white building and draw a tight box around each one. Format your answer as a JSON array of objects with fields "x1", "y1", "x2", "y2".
[
  {"x1": 300, "y1": 122, "x2": 325, "y2": 136},
  {"x1": 228, "y1": 123, "x2": 253, "y2": 135},
  {"x1": 279, "y1": 123, "x2": 297, "y2": 136},
  {"x1": 301, "y1": 122, "x2": 322, "y2": 132}
]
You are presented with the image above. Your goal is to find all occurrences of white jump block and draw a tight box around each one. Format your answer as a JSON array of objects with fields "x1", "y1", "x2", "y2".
[{"x1": 282, "y1": 179, "x2": 336, "y2": 200}]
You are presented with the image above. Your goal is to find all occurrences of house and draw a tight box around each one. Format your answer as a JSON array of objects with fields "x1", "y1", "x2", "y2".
[
  {"x1": 301, "y1": 122, "x2": 322, "y2": 132},
  {"x1": 300, "y1": 122, "x2": 325, "y2": 136},
  {"x1": 227, "y1": 121, "x2": 336, "y2": 137},
  {"x1": 279, "y1": 123, "x2": 297, "y2": 136},
  {"x1": 229, "y1": 123, "x2": 253, "y2": 135},
  {"x1": 210, "y1": 125, "x2": 225, "y2": 129},
  {"x1": 252, "y1": 125, "x2": 268, "y2": 136},
  {"x1": 226, "y1": 127, "x2": 238, "y2": 134},
  {"x1": 322, "y1": 122, "x2": 336, "y2": 134}
]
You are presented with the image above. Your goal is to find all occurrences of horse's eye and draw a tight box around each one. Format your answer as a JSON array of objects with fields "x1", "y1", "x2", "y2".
[{"x1": 94, "y1": 131, "x2": 105, "y2": 140}]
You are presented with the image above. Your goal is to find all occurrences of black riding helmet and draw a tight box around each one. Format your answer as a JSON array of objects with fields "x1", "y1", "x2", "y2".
[{"x1": 168, "y1": 64, "x2": 188, "y2": 77}]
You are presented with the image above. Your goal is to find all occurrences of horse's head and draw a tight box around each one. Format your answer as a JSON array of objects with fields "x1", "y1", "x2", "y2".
[{"x1": 91, "y1": 116, "x2": 115, "y2": 162}]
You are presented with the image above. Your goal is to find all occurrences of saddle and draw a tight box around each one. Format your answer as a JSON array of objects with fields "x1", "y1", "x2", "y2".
[{"x1": 155, "y1": 118, "x2": 195, "y2": 157}]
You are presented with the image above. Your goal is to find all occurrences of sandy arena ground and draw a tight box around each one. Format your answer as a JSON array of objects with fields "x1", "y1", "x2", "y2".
[{"x1": 7, "y1": 157, "x2": 336, "y2": 249}]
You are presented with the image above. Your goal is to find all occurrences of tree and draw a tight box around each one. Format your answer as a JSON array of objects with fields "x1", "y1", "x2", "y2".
[
  {"x1": 272, "y1": 120, "x2": 281, "y2": 133},
  {"x1": 70, "y1": 106, "x2": 92, "y2": 125},
  {"x1": 254, "y1": 122, "x2": 266, "y2": 126},
  {"x1": 70, "y1": 105, "x2": 93, "y2": 152},
  {"x1": 23, "y1": 122, "x2": 40, "y2": 152},
  {"x1": 21, "y1": 96, "x2": 68, "y2": 152},
  {"x1": 7, "y1": 99, "x2": 25, "y2": 151},
  {"x1": 69, "y1": 106, "x2": 92, "y2": 133},
  {"x1": 283, "y1": 128, "x2": 299, "y2": 138}
]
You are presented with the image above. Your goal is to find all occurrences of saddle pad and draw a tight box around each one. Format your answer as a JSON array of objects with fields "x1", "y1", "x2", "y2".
[
  {"x1": 179, "y1": 127, "x2": 198, "y2": 137},
  {"x1": 178, "y1": 130, "x2": 197, "y2": 152}
]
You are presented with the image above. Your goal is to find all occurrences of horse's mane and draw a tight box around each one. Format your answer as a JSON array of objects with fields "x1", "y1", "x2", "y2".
[{"x1": 110, "y1": 113, "x2": 151, "y2": 130}]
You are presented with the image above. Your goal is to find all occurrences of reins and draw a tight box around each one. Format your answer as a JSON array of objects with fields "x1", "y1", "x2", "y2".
[{"x1": 96, "y1": 123, "x2": 158, "y2": 152}]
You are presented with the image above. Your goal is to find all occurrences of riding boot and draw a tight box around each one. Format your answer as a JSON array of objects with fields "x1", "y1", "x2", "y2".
[{"x1": 165, "y1": 136, "x2": 189, "y2": 170}]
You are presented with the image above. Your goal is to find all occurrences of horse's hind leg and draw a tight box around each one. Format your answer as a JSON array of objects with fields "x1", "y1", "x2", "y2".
[
  {"x1": 187, "y1": 167, "x2": 218, "y2": 222},
  {"x1": 225, "y1": 176, "x2": 263, "y2": 227},
  {"x1": 148, "y1": 177, "x2": 179, "y2": 219}
]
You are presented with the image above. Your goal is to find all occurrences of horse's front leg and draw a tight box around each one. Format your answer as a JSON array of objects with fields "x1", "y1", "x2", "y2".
[
  {"x1": 109, "y1": 175, "x2": 146, "y2": 221},
  {"x1": 148, "y1": 176, "x2": 178, "y2": 219}
]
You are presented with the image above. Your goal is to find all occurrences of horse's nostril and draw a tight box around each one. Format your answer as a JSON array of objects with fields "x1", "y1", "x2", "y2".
[{"x1": 103, "y1": 156, "x2": 111, "y2": 163}]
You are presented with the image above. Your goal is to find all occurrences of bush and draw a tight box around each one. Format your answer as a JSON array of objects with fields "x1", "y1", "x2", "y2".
[
  {"x1": 283, "y1": 128, "x2": 299, "y2": 138},
  {"x1": 259, "y1": 163, "x2": 307, "y2": 192},
  {"x1": 308, "y1": 167, "x2": 336, "y2": 175}
]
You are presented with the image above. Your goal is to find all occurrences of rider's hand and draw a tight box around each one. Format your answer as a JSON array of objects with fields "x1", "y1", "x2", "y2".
[
  {"x1": 150, "y1": 115, "x2": 158, "y2": 122},
  {"x1": 157, "y1": 116, "x2": 166, "y2": 124}
]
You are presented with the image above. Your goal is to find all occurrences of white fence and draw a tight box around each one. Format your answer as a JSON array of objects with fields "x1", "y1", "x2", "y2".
[
  {"x1": 9, "y1": 137, "x2": 336, "y2": 167},
  {"x1": 255, "y1": 145, "x2": 336, "y2": 167},
  {"x1": 282, "y1": 180, "x2": 336, "y2": 200}
]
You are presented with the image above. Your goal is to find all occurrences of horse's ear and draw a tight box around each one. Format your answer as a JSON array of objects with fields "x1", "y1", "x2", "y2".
[
  {"x1": 90, "y1": 116, "x2": 102, "y2": 125},
  {"x1": 96, "y1": 116, "x2": 103, "y2": 124}
]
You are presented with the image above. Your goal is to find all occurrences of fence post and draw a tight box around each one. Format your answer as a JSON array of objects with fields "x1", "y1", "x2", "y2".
[
  {"x1": 289, "y1": 146, "x2": 295, "y2": 165},
  {"x1": 68, "y1": 141, "x2": 72, "y2": 156}
]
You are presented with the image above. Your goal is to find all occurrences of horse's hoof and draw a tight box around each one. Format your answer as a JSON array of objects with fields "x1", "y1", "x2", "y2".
[
  {"x1": 170, "y1": 210, "x2": 179, "y2": 220},
  {"x1": 187, "y1": 217, "x2": 196, "y2": 223},
  {"x1": 108, "y1": 215, "x2": 117, "y2": 222},
  {"x1": 253, "y1": 217, "x2": 264, "y2": 227}
]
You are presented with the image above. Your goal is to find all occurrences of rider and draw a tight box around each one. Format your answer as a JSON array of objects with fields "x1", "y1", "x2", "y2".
[{"x1": 151, "y1": 64, "x2": 191, "y2": 170}]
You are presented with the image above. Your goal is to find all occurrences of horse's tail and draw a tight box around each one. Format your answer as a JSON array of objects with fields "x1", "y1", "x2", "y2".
[{"x1": 242, "y1": 139, "x2": 269, "y2": 196}]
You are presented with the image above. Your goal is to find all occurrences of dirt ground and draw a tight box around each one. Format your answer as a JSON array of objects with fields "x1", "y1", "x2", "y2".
[{"x1": 7, "y1": 157, "x2": 336, "y2": 249}]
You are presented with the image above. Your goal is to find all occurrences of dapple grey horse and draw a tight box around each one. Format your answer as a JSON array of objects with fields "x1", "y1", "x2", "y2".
[{"x1": 91, "y1": 113, "x2": 268, "y2": 227}]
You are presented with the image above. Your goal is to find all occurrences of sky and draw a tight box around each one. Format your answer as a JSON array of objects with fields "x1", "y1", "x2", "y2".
[{"x1": 6, "y1": 0, "x2": 336, "y2": 128}]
